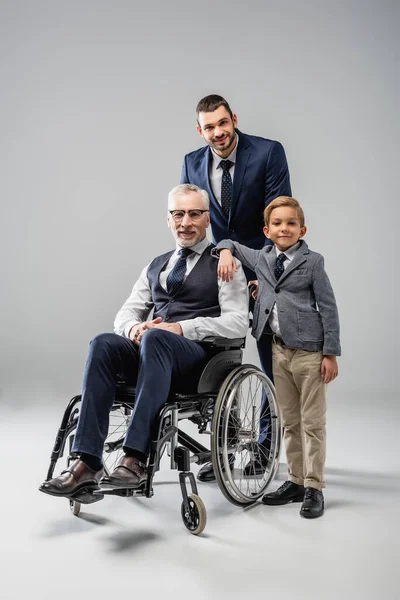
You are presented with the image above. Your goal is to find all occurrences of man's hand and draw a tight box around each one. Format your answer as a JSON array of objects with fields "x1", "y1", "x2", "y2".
[
  {"x1": 153, "y1": 322, "x2": 183, "y2": 336},
  {"x1": 218, "y1": 249, "x2": 238, "y2": 282},
  {"x1": 248, "y1": 280, "x2": 259, "y2": 300},
  {"x1": 321, "y1": 355, "x2": 338, "y2": 384},
  {"x1": 129, "y1": 317, "x2": 163, "y2": 345}
]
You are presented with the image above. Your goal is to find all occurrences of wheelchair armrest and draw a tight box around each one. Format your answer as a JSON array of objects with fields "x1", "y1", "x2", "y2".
[{"x1": 201, "y1": 336, "x2": 246, "y2": 349}]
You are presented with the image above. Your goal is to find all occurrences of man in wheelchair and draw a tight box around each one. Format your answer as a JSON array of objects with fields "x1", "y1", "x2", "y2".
[{"x1": 39, "y1": 183, "x2": 250, "y2": 498}]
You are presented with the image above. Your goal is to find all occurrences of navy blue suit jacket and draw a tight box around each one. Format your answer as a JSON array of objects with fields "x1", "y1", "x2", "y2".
[{"x1": 180, "y1": 130, "x2": 292, "y2": 254}]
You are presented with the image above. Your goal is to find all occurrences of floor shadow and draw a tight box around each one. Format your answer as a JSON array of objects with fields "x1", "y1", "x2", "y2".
[
  {"x1": 39, "y1": 518, "x2": 95, "y2": 538},
  {"x1": 105, "y1": 529, "x2": 163, "y2": 553},
  {"x1": 78, "y1": 512, "x2": 115, "y2": 526}
]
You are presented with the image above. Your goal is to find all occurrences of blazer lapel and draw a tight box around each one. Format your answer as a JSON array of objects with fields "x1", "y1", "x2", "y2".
[
  {"x1": 200, "y1": 148, "x2": 225, "y2": 221},
  {"x1": 231, "y1": 132, "x2": 251, "y2": 222},
  {"x1": 264, "y1": 246, "x2": 277, "y2": 284},
  {"x1": 277, "y1": 242, "x2": 309, "y2": 285}
]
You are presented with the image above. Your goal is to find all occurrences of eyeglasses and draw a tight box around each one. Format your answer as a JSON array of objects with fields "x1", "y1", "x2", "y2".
[{"x1": 169, "y1": 209, "x2": 209, "y2": 222}]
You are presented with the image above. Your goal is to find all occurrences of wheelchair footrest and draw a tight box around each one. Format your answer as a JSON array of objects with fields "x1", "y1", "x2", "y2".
[
  {"x1": 71, "y1": 489, "x2": 104, "y2": 504},
  {"x1": 94, "y1": 486, "x2": 150, "y2": 498}
]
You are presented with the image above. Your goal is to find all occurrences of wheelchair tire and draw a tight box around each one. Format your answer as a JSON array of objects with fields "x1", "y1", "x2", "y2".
[
  {"x1": 211, "y1": 364, "x2": 282, "y2": 506},
  {"x1": 181, "y1": 494, "x2": 207, "y2": 535}
]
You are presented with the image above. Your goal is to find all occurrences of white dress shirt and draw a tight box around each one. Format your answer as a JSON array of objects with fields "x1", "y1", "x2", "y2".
[
  {"x1": 209, "y1": 134, "x2": 239, "y2": 204},
  {"x1": 114, "y1": 237, "x2": 249, "y2": 341},
  {"x1": 268, "y1": 242, "x2": 301, "y2": 336}
]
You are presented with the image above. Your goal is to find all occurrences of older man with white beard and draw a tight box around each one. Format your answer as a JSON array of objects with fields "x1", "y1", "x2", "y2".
[{"x1": 40, "y1": 184, "x2": 249, "y2": 497}]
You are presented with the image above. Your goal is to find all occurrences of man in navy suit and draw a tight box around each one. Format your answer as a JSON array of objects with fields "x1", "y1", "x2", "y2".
[{"x1": 181, "y1": 94, "x2": 292, "y2": 481}]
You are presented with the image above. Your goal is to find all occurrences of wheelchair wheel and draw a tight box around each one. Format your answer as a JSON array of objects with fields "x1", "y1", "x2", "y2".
[
  {"x1": 181, "y1": 494, "x2": 207, "y2": 535},
  {"x1": 55, "y1": 404, "x2": 132, "y2": 480},
  {"x1": 211, "y1": 364, "x2": 282, "y2": 506},
  {"x1": 69, "y1": 499, "x2": 81, "y2": 516},
  {"x1": 102, "y1": 405, "x2": 132, "y2": 475}
]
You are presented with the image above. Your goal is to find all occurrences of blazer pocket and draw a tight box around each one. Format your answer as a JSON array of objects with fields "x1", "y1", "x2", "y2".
[
  {"x1": 293, "y1": 269, "x2": 307, "y2": 275},
  {"x1": 297, "y1": 312, "x2": 323, "y2": 342}
]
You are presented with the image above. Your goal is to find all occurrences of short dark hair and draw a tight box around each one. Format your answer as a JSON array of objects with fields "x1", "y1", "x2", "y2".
[{"x1": 196, "y1": 94, "x2": 233, "y2": 119}]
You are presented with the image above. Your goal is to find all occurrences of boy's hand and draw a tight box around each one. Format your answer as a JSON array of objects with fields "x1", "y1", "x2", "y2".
[
  {"x1": 321, "y1": 356, "x2": 338, "y2": 384},
  {"x1": 218, "y1": 249, "x2": 238, "y2": 282},
  {"x1": 248, "y1": 280, "x2": 259, "y2": 300}
]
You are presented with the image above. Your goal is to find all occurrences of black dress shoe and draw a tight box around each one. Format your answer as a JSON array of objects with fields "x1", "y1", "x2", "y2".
[
  {"x1": 262, "y1": 480, "x2": 305, "y2": 505},
  {"x1": 197, "y1": 457, "x2": 234, "y2": 483},
  {"x1": 100, "y1": 455, "x2": 147, "y2": 489},
  {"x1": 39, "y1": 459, "x2": 104, "y2": 498},
  {"x1": 300, "y1": 487, "x2": 324, "y2": 519}
]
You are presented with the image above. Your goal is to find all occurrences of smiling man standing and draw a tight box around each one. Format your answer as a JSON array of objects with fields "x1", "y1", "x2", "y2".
[{"x1": 181, "y1": 94, "x2": 292, "y2": 481}]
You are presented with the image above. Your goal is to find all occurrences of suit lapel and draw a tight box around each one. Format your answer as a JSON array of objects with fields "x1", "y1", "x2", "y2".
[
  {"x1": 231, "y1": 132, "x2": 251, "y2": 222},
  {"x1": 277, "y1": 242, "x2": 309, "y2": 285},
  {"x1": 265, "y1": 246, "x2": 278, "y2": 284},
  {"x1": 200, "y1": 148, "x2": 225, "y2": 221}
]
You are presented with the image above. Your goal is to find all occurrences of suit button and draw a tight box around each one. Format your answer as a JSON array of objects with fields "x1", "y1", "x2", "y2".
[
  {"x1": 229, "y1": 229, "x2": 235, "y2": 234},
  {"x1": 265, "y1": 309, "x2": 269, "y2": 314},
  {"x1": 164, "y1": 316, "x2": 170, "y2": 321},
  {"x1": 170, "y1": 299, "x2": 174, "y2": 303},
  {"x1": 276, "y1": 289, "x2": 280, "y2": 293}
]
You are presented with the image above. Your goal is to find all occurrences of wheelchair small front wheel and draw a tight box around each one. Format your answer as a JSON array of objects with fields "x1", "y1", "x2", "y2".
[
  {"x1": 69, "y1": 499, "x2": 81, "y2": 516},
  {"x1": 181, "y1": 494, "x2": 207, "y2": 535}
]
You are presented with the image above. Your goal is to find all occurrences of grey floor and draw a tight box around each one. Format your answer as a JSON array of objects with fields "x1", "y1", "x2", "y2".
[{"x1": 1, "y1": 392, "x2": 398, "y2": 600}]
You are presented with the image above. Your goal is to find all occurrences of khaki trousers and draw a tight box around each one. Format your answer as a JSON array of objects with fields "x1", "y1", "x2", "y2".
[{"x1": 272, "y1": 343, "x2": 326, "y2": 490}]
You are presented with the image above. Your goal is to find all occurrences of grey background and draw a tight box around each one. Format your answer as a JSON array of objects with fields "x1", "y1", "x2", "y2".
[
  {"x1": 0, "y1": 0, "x2": 398, "y2": 404},
  {"x1": 1, "y1": 4, "x2": 399, "y2": 600}
]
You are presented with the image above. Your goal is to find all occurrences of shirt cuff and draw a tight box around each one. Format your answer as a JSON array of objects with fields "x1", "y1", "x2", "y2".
[
  {"x1": 123, "y1": 321, "x2": 140, "y2": 339},
  {"x1": 179, "y1": 320, "x2": 196, "y2": 340}
]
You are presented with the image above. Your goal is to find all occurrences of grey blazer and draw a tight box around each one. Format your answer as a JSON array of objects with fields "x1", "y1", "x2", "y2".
[{"x1": 215, "y1": 240, "x2": 341, "y2": 356}]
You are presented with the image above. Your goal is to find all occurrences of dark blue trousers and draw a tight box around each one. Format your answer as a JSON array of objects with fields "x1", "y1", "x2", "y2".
[{"x1": 72, "y1": 330, "x2": 209, "y2": 460}]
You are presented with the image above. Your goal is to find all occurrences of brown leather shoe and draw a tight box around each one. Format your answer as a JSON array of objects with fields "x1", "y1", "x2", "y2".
[
  {"x1": 39, "y1": 459, "x2": 104, "y2": 498},
  {"x1": 100, "y1": 455, "x2": 147, "y2": 489}
]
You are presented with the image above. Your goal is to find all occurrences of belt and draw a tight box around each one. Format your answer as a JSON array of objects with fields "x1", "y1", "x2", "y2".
[{"x1": 272, "y1": 334, "x2": 288, "y2": 348}]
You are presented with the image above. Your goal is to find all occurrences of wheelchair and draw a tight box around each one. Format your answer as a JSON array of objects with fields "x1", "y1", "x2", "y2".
[{"x1": 43, "y1": 336, "x2": 282, "y2": 535}]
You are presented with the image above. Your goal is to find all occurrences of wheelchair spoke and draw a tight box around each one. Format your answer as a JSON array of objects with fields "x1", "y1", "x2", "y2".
[{"x1": 102, "y1": 406, "x2": 132, "y2": 475}]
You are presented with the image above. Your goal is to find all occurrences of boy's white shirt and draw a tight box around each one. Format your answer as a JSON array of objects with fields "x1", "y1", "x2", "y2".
[{"x1": 268, "y1": 241, "x2": 301, "y2": 336}]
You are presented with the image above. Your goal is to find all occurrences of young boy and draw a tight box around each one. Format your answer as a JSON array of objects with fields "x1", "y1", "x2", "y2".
[{"x1": 216, "y1": 196, "x2": 340, "y2": 519}]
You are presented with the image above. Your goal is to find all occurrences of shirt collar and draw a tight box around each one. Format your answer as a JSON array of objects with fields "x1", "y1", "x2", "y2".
[
  {"x1": 211, "y1": 133, "x2": 239, "y2": 167},
  {"x1": 175, "y1": 236, "x2": 210, "y2": 256},
  {"x1": 275, "y1": 241, "x2": 301, "y2": 261}
]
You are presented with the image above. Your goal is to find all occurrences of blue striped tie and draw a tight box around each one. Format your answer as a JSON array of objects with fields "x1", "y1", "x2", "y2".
[{"x1": 166, "y1": 248, "x2": 193, "y2": 296}]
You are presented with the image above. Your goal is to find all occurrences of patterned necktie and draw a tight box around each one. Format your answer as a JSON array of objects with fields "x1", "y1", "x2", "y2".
[
  {"x1": 166, "y1": 248, "x2": 193, "y2": 296},
  {"x1": 274, "y1": 253, "x2": 288, "y2": 280},
  {"x1": 220, "y1": 159, "x2": 233, "y2": 217}
]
